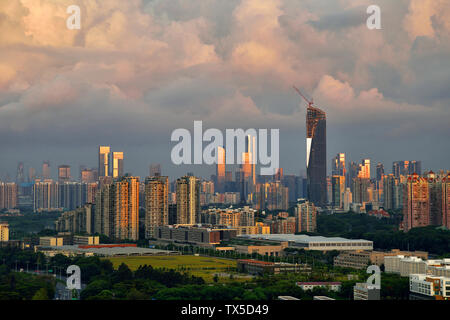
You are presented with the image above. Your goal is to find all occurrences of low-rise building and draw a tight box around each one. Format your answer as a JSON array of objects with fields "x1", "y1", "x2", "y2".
[
  {"x1": 0, "y1": 222, "x2": 9, "y2": 241},
  {"x1": 353, "y1": 283, "x2": 380, "y2": 300},
  {"x1": 237, "y1": 259, "x2": 310, "y2": 276},
  {"x1": 313, "y1": 296, "x2": 335, "y2": 300},
  {"x1": 234, "y1": 244, "x2": 287, "y2": 257},
  {"x1": 73, "y1": 235, "x2": 100, "y2": 245},
  {"x1": 333, "y1": 250, "x2": 370, "y2": 269},
  {"x1": 155, "y1": 225, "x2": 238, "y2": 245},
  {"x1": 39, "y1": 236, "x2": 64, "y2": 247},
  {"x1": 297, "y1": 282, "x2": 342, "y2": 292},
  {"x1": 409, "y1": 274, "x2": 450, "y2": 300}
]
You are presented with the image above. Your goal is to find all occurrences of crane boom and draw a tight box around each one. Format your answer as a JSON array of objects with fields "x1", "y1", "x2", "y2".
[{"x1": 293, "y1": 86, "x2": 314, "y2": 108}]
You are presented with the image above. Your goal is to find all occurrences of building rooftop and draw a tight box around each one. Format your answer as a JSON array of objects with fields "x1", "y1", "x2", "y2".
[
  {"x1": 238, "y1": 234, "x2": 372, "y2": 244},
  {"x1": 39, "y1": 244, "x2": 180, "y2": 257}
]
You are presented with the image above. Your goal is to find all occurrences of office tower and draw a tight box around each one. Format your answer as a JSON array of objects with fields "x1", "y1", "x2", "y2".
[
  {"x1": 28, "y1": 167, "x2": 36, "y2": 183},
  {"x1": 332, "y1": 153, "x2": 346, "y2": 176},
  {"x1": 443, "y1": 174, "x2": 450, "y2": 229},
  {"x1": 112, "y1": 152, "x2": 124, "y2": 178},
  {"x1": 81, "y1": 168, "x2": 95, "y2": 183},
  {"x1": 0, "y1": 222, "x2": 9, "y2": 242},
  {"x1": 176, "y1": 176, "x2": 200, "y2": 224},
  {"x1": 331, "y1": 175, "x2": 346, "y2": 208},
  {"x1": 376, "y1": 163, "x2": 384, "y2": 182},
  {"x1": 98, "y1": 146, "x2": 111, "y2": 177},
  {"x1": 145, "y1": 176, "x2": 169, "y2": 239},
  {"x1": 347, "y1": 161, "x2": 359, "y2": 190},
  {"x1": 383, "y1": 174, "x2": 397, "y2": 210},
  {"x1": 403, "y1": 173, "x2": 429, "y2": 231},
  {"x1": 295, "y1": 200, "x2": 317, "y2": 232},
  {"x1": 343, "y1": 188, "x2": 352, "y2": 211},
  {"x1": 0, "y1": 182, "x2": 18, "y2": 210},
  {"x1": 149, "y1": 163, "x2": 161, "y2": 177},
  {"x1": 357, "y1": 159, "x2": 371, "y2": 179},
  {"x1": 306, "y1": 105, "x2": 327, "y2": 206},
  {"x1": 42, "y1": 161, "x2": 51, "y2": 179},
  {"x1": 266, "y1": 181, "x2": 289, "y2": 211},
  {"x1": 33, "y1": 179, "x2": 59, "y2": 212},
  {"x1": 58, "y1": 165, "x2": 71, "y2": 183},
  {"x1": 216, "y1": 147, "x2": 226, "y2": 192},
  {"x1": 16, "y1": 162, "x2": 25, "y2": 183}
]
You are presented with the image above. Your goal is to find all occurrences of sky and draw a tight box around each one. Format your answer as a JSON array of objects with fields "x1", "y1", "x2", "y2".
[{"x1": 0, "y1": 0, "x2": 449, "y2": 181}]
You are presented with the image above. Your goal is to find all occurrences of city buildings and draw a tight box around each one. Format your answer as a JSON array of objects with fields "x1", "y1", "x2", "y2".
[
  {"x1": 403, "y1": 173, "x2": 430, "y2": 231},
  {"x1": 94, "y1": 176, "x2": 140, "y2": 241},
  {"x1": 0, "y1": 182, "x2": 18, "y2": 210},
  {"x1": 98, "y1": 146, "x2": 111, "y2": 177},
  {"x1": 58, "y1": 165, "x2": 71, "y2": 183},
  {"x1": 145, "y1": 176, "x2": 169, "y2": 239},
  {"x1": 154, "y1": 225, "x2": 237, "y2": 245},
  {"x1": 331, "y1": 175, "x2": 345, "y2": 208},
  {"x1": 112, "y1": 152, "x2": 124, "y2": 178},
  {"x1": 176, "y1": 176, "x2": 200, "y2": 225},
  {"x1": 306, "y1": 105, "x2": 327, "y2": 207},
  {"x1": 237, "y1": 259, "x2": 310, "y2": 276},
  {"x1": 297, "y1": 282, "x2": 342, "y2": 292},
  {"x1": 55, "y1": 204, "x2": 95, "y2": 234},
  {"x1": 295, "y1": 200, "x2": 317, "y2": 233}
]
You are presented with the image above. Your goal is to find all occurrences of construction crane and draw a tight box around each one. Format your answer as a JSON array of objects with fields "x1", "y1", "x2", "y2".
[{"x1": 293, "y1": 85, "x2": 314, "y2": 109}]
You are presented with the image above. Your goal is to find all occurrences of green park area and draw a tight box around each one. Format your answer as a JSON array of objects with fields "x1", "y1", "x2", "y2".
[{"x1": 104, "y1": 255, "x2": 250, "y2": 283}]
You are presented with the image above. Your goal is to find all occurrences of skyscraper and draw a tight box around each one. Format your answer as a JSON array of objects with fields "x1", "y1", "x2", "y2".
[
  {"x1": 145, "y1": 176, "x2": 168, "y2": 239},
  {"x1": 58, "y1": 165, "x2": 71, "y2": 183},
  {"x1": 98, "y1": 146, "x2": 111, "y2": 177},
  {"x1": 306, "y1": 105, "x2": 327, "y2": 206},
  {"x1": 376, "y1": 163, "x2": 385, "y2": 182},
  {"x1": 295, "y1": 200, "x2": 317, "y2": 232},
  {"x1": 176, "y1": 176, "x2": 200, "y2": 224},
  {"x1": 42, "y1": 161, "x2": 51, "y2": 179},
  {"x1": 332, "y1": 153, "x2": 346, "y2": 176},
  {"x1": 16, "y1": 162, "x2": 25, "y2": 183},
  {"x1": 112, "y1": 152, "x2": 124, "y2": 178},
  {"x1": 331, "y1": 175, "x2": 346, "y2": 208},
  {"x1": 443, "y1": 174, "x2": 450, "y2": 229},
  {"x1": 358, "y1": 159, "x2": 371, "y2": 179},
  {"x1": 216, "y1": 147, "x2": 225, "y2": 192},
  {"x1": 94, "y1": 176, "x2": 139, "y2": 240}
]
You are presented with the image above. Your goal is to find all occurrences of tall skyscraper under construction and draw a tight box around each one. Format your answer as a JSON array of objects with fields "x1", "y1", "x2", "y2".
[{"x1": 306, "y1": 105, "x2": 327, "y2": 206}]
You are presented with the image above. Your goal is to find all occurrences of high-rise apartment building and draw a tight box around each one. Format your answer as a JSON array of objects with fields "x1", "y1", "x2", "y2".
[
  {"x1": 33, "y1": 179, "x2": 59, "y2": 212},
  {"x1": 112, "y1": 152, "x2": 124, "y2": 178},
  {"x1": 443, "y1": 174, "x2": 450, "y2": 229},
  {"x1": 403, "y1": 174, "x2": 429, "y2": 231},
  {"x1": 145, "y1": 176, "x2": 169, "y2": 239},
  {"x1": 295, "y1": 200, "x2": 317, "y2": 232},
  {"x1": 16, "y1": 162, "x2": 25, "y2": 183},
  {"x1": 98, "y1": 146, "x2": 111, "y2": 177},
  {"x1": 343, "y1": 188, "x2": 352, "y2": 211},
  {"x1": 383, "y1": 174, "x2": 397, "y2": 210},
  {"x1": 42, "y1": 161, "x2": 51, "y2": 179},
  {"x1": 266, "y1": 181, "x2": 289, "y2": 211},
  {"x1": 0, "y1": 182, "x2": 18, "y2": 210},
  {"x1": 28, "y1": 167, "x2": 36, "y2": 183},
  {"x1": 393, "y1": 161, "x2": 422, "y2": 178},
  {"x1": 58, "y1": 165, "x2": 71, "y2": 183},
  {"x1": 306, "y1": 105, "x2": 327, "y2": 206},
  {"x1": 176, "y1": 176, "x2": 200, "y2": 225}
]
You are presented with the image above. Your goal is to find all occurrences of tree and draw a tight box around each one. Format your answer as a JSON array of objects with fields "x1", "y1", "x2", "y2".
[{"x1": 32, "y1": 288, "x2": 49, "y2": 300}]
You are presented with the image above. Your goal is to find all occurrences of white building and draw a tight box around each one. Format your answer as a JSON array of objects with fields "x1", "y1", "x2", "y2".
[
  {"x1": 410, "y1": 274, "x2": 450, "y2": 300},
  {"x1": 297, "y1": 282, "x2": 342, "y2": 292}
]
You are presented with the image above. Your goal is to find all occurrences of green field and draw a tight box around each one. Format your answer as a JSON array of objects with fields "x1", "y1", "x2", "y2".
[{"x1": 105, "y1": 255, "x2": 248, "y2": 282}]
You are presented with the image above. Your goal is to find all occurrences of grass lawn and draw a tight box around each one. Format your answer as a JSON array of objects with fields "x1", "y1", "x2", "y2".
[{"x1": 104, "y1": 255, "x2": 248, "y2": 283}]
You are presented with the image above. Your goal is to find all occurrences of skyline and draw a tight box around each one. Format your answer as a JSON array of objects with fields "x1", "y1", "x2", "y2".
[{"x1": 1, "y1": 0, "x2": 450, "y2": 179}]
